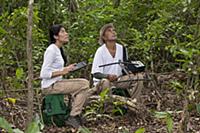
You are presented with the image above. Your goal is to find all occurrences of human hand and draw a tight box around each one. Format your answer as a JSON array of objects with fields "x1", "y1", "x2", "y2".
[
  {"x1": 107, "y1": 74, "x2": 118, "y2": 82},
  {"x1": 62, "y1": 63, "x2": 76, "y2": 75}
]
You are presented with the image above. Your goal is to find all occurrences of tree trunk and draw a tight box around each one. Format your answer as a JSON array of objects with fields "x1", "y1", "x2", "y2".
[
  {"x1": 69, "y1": 0, "x2": 78, "y2": 12},
  {"x1": 113, "y1": 0, "x2": 121, "y2": 8},
  {"x1": 26, "y1": 0, "x2": 34, "y2": 127}
]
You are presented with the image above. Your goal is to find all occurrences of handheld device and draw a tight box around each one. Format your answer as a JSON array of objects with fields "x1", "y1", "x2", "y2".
[{"x1": 72, "y1": 61, "x2": 87, "y2": 71}]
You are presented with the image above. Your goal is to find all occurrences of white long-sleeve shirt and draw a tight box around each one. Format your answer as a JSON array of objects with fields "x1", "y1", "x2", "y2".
[
  {"x1": 40, "y1": 44, "x2": 64, "y2": 88},
  {"x1": 91, "y1": 43, "x2": 123, "y2": 85}
]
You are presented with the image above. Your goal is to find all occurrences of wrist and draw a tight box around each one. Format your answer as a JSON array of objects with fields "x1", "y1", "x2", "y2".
[
  {"x1": 61, "y1": 69, "x2": 67, "y2": 75},
  {"x1": 106, "y1": 74, "x2": 111, "y2": 80},
  {"x1": 106, "y1": 74, "x2": 109, "y2": 78}
]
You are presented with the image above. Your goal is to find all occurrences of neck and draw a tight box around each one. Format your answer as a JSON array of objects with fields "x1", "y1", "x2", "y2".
[
  {"x1": 55, "y1": 41, "x2": 63, "y2": 48},
  {"x1": 105, "y1": 41, "x2": 116, "y2": 50}
]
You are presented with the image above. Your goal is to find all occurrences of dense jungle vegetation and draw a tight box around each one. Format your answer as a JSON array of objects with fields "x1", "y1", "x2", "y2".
[{"x1": 0, "y1": 0, "x2": 199, "y2": 132}]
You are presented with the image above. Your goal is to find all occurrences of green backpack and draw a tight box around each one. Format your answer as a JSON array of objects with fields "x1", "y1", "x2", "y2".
[{"x1": 41, "y1": 94, "x2": 71, "y2": 127}]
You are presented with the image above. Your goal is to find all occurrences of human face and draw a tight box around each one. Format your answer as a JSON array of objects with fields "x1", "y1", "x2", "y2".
[
  {"x1": 103, "y1": 27, "x2": 117, "y2": 42},
  {"x1": 56, "y1": 27, "x2": 69, "y2": 43}
]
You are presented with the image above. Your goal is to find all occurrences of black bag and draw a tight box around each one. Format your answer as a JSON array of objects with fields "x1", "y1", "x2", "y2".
[{"x1": 123, "y1": 46, "x2": 145, "y2": 74}]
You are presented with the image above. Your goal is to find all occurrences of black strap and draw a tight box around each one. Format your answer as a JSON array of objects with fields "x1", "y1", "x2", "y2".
[
  {"x1": 123, "y1": 46, "x2": 128, "y2": 62},
  {"x1": 122, "y1": 46, "x2": 128, "y2": 75}
]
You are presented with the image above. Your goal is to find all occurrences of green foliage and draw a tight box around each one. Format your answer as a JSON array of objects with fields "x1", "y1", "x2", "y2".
[
  {"x1": 170, "y1": 80, "x2": 184, "y2": 94},
  {"x1": 0, "y1": 0, "x2": 199, "y2": 132},
  {"x1": 112, "y1": 101, "x2": 126, "y2": 115},
  {"x1": 13, "y1": 67, "x2": 25, "y2": 89},
  {"x1": 196, "y1": 103, "x2": 200, "y2": 114},
  {"x1": 78, "y1": 127, "x2": 92, "y2": 133},
  {"x1": 16, "y1": 68, "x2": 24, "y2": 80},
  {"x1": 0, "y1": 117, "x2": 13, "y2": 133},
  {"x1": 25, "y1": 121, "x2": 40, "y2": 133},
  {"x1": 166, "y1": 116, "x2": 173, "y2": 133},
  {"x1": 0, "y1": 6, "x2": 47, "y2": 89},
  {"x1": 0, "y1": 26, "x2": 7, "y2": 35},
  {"x1": 135, "y1": 127, "x2": 145, "y2": 133},
  {"x1": 85, "y1": 88, "x2": 109, "y2": 115},
  {"x1": 0, "y1": 116, "x2": 43, "y2": 133},
  {"x1": 153, "y1": 111, "x2": 174, "y2": 133},
  {"x1": 0, "y1": 0, "x2": 199, "y2": 104}
]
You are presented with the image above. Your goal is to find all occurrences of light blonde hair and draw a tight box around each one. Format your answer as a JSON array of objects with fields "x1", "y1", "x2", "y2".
[{"x1": 98, "y1": 23, "x2": 115, "y2": 45}]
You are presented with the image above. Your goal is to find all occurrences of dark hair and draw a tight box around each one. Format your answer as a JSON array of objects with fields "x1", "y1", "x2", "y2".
[{"x1": 49, "y1": 24, "x2": 67, "y2": 65}]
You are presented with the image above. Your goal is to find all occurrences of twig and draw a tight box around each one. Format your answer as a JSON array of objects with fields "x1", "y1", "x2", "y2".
[{"x1": 89, "y1": 94, "x2": 138, "y2": 112}]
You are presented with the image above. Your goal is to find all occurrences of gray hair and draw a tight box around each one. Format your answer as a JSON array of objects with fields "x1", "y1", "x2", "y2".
[{"x1": 98, "y1": 23, "x2": 115, "y2": 45}]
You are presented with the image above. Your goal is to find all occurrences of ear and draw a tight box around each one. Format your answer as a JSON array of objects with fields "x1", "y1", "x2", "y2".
[
  {"x1": 102, "y1": 35, "x2": 107, "y2": 41},
  {"x1": 53, "y1": 35, "x2": 58, "y2": 40}
]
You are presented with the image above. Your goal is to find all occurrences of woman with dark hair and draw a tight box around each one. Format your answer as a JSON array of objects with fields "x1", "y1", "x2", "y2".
[{"x1": 40, "y1": 24, "x2": 88, "y2": 128}]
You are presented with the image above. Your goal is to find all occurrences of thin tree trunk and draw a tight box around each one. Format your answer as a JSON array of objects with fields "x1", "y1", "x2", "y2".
[
  {"x1": 26, "y1": 0, "x2": 34, "y2": 127},
  {"x1": 113, "y1": 0, "x2": 121, "y2": 8},
  {"x1": 69, "y1": 0, "x2": 78, "y2": 12}
]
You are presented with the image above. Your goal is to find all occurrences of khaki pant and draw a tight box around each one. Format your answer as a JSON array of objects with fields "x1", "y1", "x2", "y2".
[
  {"x1": 97, "y1": 73, "x2": 144, "y2": 99},
  {"x1": 42, "y1": 78, "x2": 89, "y2": 116}
]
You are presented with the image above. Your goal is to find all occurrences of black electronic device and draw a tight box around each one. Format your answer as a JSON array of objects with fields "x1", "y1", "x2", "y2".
[
  {"x1": 126, "y1": 61, "x2": 145, "y2": 73},
  {"x1": 99, "y1": 60, "x2": 145, "y2": 74},
  {"x1": 72, "y1": 61, "x2": 87, "y2": 71}
]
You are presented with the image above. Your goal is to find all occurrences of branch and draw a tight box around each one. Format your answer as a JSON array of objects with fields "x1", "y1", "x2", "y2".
[{"x1": 89, "y1": 94, "x2": 138, "y2": 112}]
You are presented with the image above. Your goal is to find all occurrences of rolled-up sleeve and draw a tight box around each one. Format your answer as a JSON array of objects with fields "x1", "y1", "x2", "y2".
[{"x1": 40, "y1": 48, "x2": 55, "y2": 79}]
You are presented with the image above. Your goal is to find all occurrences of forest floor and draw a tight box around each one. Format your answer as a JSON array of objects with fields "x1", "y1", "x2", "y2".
[{"x1": 0, "y1": 72, "x2": 200, "y2": 133}]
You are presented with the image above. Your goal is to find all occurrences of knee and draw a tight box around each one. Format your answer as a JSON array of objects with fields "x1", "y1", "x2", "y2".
[
  {"x1": 80, "y1": 79, "x2": 90, "y2": 89},
  {"x1": 137, "y1": 73, "x2": 144, "y2": 85},
  {"x1": 137, "y1": 73, "x2": 144, "y2": 79},
  {"x1": 101, "y1": 79, "x2": 111, "y2": 89}
]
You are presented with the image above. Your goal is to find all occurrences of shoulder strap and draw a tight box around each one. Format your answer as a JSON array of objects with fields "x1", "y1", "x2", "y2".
[
  {"x1": 123, "y1": 46, "x2": 128, "y2": 62},
  {"x1": 122, "y1": 46, "x2": 129, "y2": 75}
]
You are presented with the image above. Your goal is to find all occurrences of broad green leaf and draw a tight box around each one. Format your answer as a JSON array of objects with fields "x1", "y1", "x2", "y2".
[
  {"x1": 5, "y1": 98, "x2": 16, "y2": 104},
  {"x1": 196, "y1": 104, "x2": 200, "y2": 114},
  {"x1": 166, "y1": 117, "x2": 173, "y2": 133},
  {"x1": 25, "y1": 121, "x2": 40, "y2": 133},
  {"x1": 154, "y1": 111, "x2": 169, "y2": 119},
  {"x1": 16, "y1": 68, "x2": 24, "y2": 79},
  {"x1": 0, "y1": 117, "x2": 13, "y2": 133},
  {"x1": 78, "y1": 127, "x2": 92, "y2": 133},
  {"x1": 135, "y1": 127, "x2": 145, "y2": 133},
  {"x1": 13, "y1": 129, "x2": 24, "y2": 133},
  {"x1": 0, "y1": 27, "x2": 7, "y2": 34},
  {"x1": 99, "y1": 88, "x2": 109, "y2": 100}
]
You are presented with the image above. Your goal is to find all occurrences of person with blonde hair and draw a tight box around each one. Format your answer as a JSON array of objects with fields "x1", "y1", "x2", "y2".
[{"x1": 91, "y1": 23, "x2": 143, "y2": 99}]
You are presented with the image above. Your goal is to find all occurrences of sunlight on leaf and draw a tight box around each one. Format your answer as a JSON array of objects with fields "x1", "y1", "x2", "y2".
[
  {"x1": 25, "y1": 121, "x2": 40, "y2": 133},
  {"x1": 13, "y1": 129, "x2": 24, "y2": 133},
  {"x1": 170, "y1": 80, "x2": 183, "y2": 90},
  {"x1": 135, "y1": 127, "x2": 145, "y2": 133},
  {"x1": 99, "y1": 88, "x2": 109, "y2": 100},
  {"x1": 16, "y1": 68, "x2": 24, "y2": 79},
  {"x1": 5, "y1": 98, "x2": 17, "y2": 104},
  {"x1": 78, "y1": 127, "x2": 92, "y2": 133},
  {"x1": 154, "y1": 111, "x2": 169, "y2": 119},
  {"x1": 166, "y1": 117, "x2": 173, "y2": 133}
]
